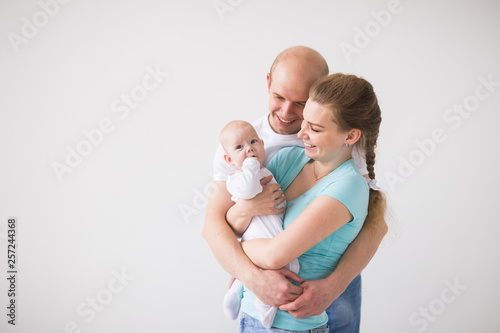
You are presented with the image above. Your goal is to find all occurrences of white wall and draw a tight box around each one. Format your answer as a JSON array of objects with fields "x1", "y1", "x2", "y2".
[{"x1": 1, "y1": 0, "x2": 499, "y2": 332}]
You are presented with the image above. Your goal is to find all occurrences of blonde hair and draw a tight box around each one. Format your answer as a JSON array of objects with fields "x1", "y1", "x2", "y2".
[{"x1": 310, "y1": 73, "x2": 387, "y2": 225}]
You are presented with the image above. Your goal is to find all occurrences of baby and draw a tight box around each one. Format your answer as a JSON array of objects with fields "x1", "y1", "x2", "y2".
[{"x1": 219, "y1": 120, "x2": 300, "y2": 328}]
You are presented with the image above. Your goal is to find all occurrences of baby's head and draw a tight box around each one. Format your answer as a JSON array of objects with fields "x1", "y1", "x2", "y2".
[{"x1": 220, "y1": 120, "x2": 265, "y2": 170}]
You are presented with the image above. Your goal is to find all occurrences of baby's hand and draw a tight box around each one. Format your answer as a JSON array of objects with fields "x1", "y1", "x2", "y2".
[{"x1": 242, "y1": 156, "x2": 262, "y2": 170}]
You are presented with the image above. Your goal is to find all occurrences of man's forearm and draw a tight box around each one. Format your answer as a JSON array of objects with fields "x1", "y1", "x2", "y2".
[
  {"x1": 326, "y1": 216, "x2": 388, "y2": 291},
  {"x1": 202, "y1": 181, "x2": 259, "y2": 283},
  {"x1": 203, "y1": 181, "x2": 306, "y2": 307},
  {"x1": 226, "y1": 200, "x2": 253, "y2": 237}
]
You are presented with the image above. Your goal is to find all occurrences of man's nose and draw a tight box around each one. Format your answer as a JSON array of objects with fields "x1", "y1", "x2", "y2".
[{"x1": 281, "y1": 101, "x2": 293, "y2": 116}]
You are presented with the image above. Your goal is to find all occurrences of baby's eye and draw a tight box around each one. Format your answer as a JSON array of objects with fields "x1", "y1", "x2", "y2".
[
  {"x1": 236, "y1": 145, "x2": 243, "y2": 149},
  {"x1": 251, "y1": 139, "x2": 258, "y2": 144}
]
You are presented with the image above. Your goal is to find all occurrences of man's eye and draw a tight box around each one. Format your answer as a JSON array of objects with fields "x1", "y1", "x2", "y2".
[{"x1": 297, "y1": 102, "x2": 306, "y2": 107}]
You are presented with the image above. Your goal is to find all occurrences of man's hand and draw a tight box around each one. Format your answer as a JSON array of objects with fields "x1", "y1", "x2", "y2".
[
  {"x1": 226, "y1": 175, "x2": 285, "y2": 236},
  {"x1": 279, "y1": 278, "x2": 345, "y2": 319},
  {"x1": 244, "y1": 267, "x2": 304, "y2": 307},
  {"x1": 243, "y1": 175, "x2": 285, "y2": 216}
]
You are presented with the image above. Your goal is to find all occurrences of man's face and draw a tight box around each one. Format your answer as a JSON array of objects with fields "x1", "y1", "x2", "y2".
[{"x1": 267, "y1": 66, "x2": 311, "y2": 135}]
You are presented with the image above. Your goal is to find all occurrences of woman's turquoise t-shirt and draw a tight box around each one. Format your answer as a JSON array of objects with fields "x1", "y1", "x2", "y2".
[{"x1": 240, "y1": 146, "x2": 369, "y2": 330}]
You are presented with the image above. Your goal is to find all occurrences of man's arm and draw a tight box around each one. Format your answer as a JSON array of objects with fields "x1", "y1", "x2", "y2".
[
  {"x1": 226, "y1": 175, "x2": 285, "y2": 236},
  {"x1": 202, "y1": 180, "x2": 303, "y2": 307},
  {"x1": 279, "y1": 215, "x2": 388, "y2": 318}
]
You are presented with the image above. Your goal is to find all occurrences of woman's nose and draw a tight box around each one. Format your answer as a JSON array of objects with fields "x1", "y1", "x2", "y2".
[{"x1": 297, "y1": 125, "x2": 306, "y2": 139}]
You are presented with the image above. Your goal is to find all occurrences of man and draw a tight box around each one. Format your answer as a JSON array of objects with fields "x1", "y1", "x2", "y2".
[{"x1": 203, "y1": 46, "x2": 387, "y2": 332}]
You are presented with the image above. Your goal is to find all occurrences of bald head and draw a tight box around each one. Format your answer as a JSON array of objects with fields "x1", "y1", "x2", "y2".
[
  {"x1": 219, "y1": 120, "x2": 256, "y2": 153},
  {"x1": 219, "y1": 120, "x2": 266, "y2": 170},
  {"x1": 266, "y1": 46, "x2": 329, "y2": 135},
  {"x1": 269, "y1": 46, "x2": 329, "y2": 86}
]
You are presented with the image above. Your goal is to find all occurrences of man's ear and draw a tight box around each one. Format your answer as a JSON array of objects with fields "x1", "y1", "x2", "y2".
[
  {"x1": 223, "y1": 154, "x2": 233, "y2": 166},
  {"x1": 345, "y1": 128, "x2": 362, "y2": 146},
  {"x1": 266, "y1": 73, "x2": 271, "y2": 92}
]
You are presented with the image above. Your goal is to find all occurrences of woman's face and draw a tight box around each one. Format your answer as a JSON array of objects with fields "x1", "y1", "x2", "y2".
[{"x1": 297, "y1": 100, "x2": 348, "y2": 162}]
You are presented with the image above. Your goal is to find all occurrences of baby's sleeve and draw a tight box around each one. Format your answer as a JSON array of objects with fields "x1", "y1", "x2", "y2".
[{"x1": 226, "y1": 158, "x2": 263, "y2": 200}]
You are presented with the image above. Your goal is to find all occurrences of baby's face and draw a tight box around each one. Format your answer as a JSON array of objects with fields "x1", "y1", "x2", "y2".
[{"x1": 223, "y1": 126, "x2": 265, "y2": 170}]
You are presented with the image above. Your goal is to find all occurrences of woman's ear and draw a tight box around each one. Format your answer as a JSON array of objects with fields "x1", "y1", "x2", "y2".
[
  {"x1": 345, "y1": 128, "x2": 362, "y2": 146},
  {"x1": 223, "y1": 154, "x2": 233, "y2": 166}
]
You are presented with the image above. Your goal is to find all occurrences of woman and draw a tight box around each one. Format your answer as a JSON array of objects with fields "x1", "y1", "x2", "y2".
[{"x1": 230, "y1": 73, "x2": 386, "y2": 332}]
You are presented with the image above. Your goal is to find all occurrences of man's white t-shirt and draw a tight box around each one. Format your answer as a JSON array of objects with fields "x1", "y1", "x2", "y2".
[{"x1": 213, "y1": 113, "x2": 367, "y2": 181}]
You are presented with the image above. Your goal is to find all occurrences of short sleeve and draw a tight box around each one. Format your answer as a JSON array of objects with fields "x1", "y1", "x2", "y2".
[
  {"x1": 266, "y1": 146, "x2": 307, "y2": 189},
  {"x1": 320, "y1": 174, "x2": 369, "y2": 222},
  {"x1": 266, "y1": 146, "x2": 284, "y2": 179}
]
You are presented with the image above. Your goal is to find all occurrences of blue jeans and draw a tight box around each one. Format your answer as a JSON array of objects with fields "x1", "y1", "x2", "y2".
[
  {"x1": 239, "y1": 312, "x2": 329, "y2": 333},
  {"x1": 325, "y1": 274, "x2": 362, "y2": 333}
]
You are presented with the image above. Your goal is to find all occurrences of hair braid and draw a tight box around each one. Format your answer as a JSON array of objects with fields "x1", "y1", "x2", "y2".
[{"x1": 310, "y1": 73, "x2": 387, "y2": 231}]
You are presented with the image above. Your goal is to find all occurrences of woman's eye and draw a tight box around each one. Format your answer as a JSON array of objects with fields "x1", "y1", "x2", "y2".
[{"x1": 311, "y1": 127, "x2": 319, "y2": 133}]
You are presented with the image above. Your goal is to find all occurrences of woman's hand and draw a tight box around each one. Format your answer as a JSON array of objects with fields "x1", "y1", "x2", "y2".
[{"x1": 226, "y1": 175, "x2": 285, "y2": 236}]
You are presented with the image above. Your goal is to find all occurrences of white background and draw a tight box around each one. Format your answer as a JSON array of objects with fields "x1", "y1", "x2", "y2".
[{"x1": 1, "y1": 0, "x2": 499, "y2": 332}]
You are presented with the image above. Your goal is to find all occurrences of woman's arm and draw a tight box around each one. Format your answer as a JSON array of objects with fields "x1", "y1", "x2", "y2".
[
  {"x1": 278, "y1": 216, "x2": 387, "y2": 318},
  {"x1": 242, "y1": 195, "x2": 352, "y2": 269},
  {"x1": 202, "y1": 180, "x2": 303, "y2": 306}
]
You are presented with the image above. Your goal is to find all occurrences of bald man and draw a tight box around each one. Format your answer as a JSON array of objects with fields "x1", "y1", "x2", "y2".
[{"x1": 203, "y1": 46, "x2": 387, "y2": 332}]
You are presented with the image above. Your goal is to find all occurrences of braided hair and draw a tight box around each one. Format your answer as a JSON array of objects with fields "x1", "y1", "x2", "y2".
[{"x1": 310, "y1": 73, "x2": 387, "y2": 226}]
